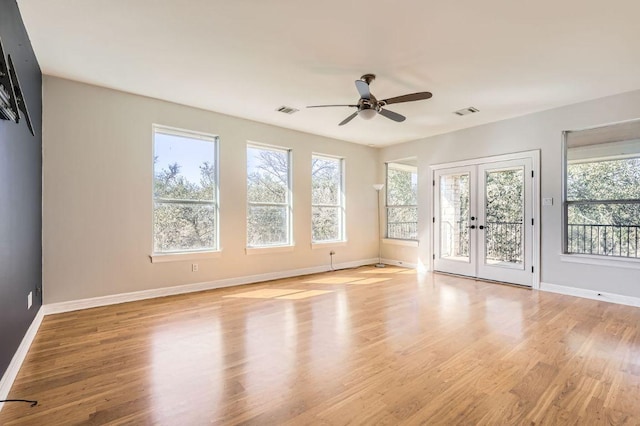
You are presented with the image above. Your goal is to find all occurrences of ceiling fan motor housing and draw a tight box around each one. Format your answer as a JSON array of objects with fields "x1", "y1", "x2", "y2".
[{"x1": 358, "y1": 95, "x2": 380, "y2": 119}]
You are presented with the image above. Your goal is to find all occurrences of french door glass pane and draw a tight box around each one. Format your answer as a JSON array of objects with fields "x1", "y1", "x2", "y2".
[
  {"x1": 439, "y1": 173, "x2": 470, "y2": 260},
  {"x1": 484, "y1": 168, "x2": 524, "y2": 265}
]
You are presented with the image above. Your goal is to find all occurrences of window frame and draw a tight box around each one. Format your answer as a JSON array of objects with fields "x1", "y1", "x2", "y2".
[
  {"x1": 311, "y1": 153, "x2": 346, "y2": 244},
  {"x1": 246, "y1": 142, "x2": 293, "y2": 249},
  {"x1": 562, "y1": 122, "x2": 640, "y2": 263},
  {"x1": 151, "y1": 124, "x2": 220, "y2": 258},
  {"x1": 385, "y1": 161, "x2": 418, "y2": 241}
]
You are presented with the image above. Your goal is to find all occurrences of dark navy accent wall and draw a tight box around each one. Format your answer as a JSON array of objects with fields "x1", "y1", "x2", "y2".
[{"x1": 0, "y1": 0, "x2": 42, "y2": 379}]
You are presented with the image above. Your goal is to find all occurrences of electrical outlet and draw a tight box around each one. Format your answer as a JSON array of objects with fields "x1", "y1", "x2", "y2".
[
  {"x1": 329, "y1": 250, "x2": 335, "y2": 256},
  {"x1": 192, "y1": 263, "x2": 199, "y2": 272},
  {"x1": 27, "y1": 291, "x2": 32, "y2": 309}
]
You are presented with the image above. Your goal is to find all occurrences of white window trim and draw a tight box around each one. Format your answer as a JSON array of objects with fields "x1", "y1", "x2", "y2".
[
  {"x1": 151, "y1": 124, "x2": 219, "y2": 256},
  {"x1": 311, "y1": 154, "x2": 346, "y2": 243},
  {"x1": 562, "y1": 126, "x2": 640, "y2": 263},
  {"x1": 382, "y1": 238, "x2": 419, "y2": 248},
  {"x1": 311, "y1": 240, "x2": 347, "y2": 249},
  {"x1": 560, "y1": 253, "x2": 640, "y2": 270},
  {"x1": 150, "y1": 250, "x2": 222, "y2": 263},
  {"x1": 246, "y1": 143, "x2": 293, "y2": 248}
]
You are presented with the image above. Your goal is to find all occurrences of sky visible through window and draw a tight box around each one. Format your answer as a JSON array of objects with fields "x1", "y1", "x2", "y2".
[{"x1": 154, "y1": 132, "x2": 214, "y2": 184}]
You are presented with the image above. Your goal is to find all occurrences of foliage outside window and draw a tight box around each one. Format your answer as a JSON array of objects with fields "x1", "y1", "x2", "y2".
[
  {"x1": 565, "y1": 122, "x2": 640, "y2": 258},
  {"x1": 386, "y1": 162, "x2": 418, "y2": 240},
  {"x1": 312, "y1": 155, "x2": 344, "y2": 242},
  {"x1": 484, "y1": 168, "x2": 524, "y2": 264},
  {"x1": 247, "y1": 144, "x2": 292, "y2": 247},
  {"x1": 153, "y1": 127, "x2": 218, "y2": 253}
]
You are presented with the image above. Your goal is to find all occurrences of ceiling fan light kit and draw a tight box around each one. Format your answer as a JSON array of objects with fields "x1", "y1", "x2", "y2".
[
  {"x1": 307, "y1": 73, "x2": 433, "y2": 126},
  {"x1": 358, "y1": 108, "x2": 377, "y2": 120}
]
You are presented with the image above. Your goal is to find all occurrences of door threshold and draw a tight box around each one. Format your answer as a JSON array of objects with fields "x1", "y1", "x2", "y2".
[{"x1": 433, "y1": 271, "x2": 532, "y2": 290}]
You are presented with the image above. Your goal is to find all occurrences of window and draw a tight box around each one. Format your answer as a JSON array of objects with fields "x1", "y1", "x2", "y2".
[
  {"x1": 312, "y1": 155, "x2": 344, "y2": 242},
  {"x1": 247, "y1": 144, "x2": 292, "y2": 247},
  {"x1": 153, "y1": 126, "x2": 218, "y2": 253},
  {"x1": 386, "y1": 162, "x2": 418, "y2": 240},
  {"x1": 564, "y1": 120, "x2": 640, "y2": 258}
]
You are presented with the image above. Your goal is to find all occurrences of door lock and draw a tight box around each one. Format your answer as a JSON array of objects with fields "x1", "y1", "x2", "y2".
[
  {"x1": 478, "y1": 225, "x2": 485, "y2": 230},
  {"x1": 469, "y1": 225, "x2": 476, "y2": 229}
]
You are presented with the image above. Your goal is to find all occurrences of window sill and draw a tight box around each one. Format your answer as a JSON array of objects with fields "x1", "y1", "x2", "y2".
[
  {"x1": 150, "y1": 250, "x2": 222, "y2": 263},
  {"x1": 383, "y1": 238, "x2": 419, "y2": 248},
  {"x1": 311, "y1": 241, "x2": 347, "y2": 249},
  {"x1": 245, "y1": 245, "x2": 295, "y2": 255},
  {"x1": 560, "y1": 254, "x2": 640, "y2": 270}
]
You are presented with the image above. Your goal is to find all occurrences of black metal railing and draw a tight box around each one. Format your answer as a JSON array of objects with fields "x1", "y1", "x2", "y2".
[
  {"x1": 440, "y1": 220, "x2": 522, "y2": 263},
  {"x1": 568, "y1": 224, "x2": 640, "y2": 258},
  {"x1": 485, "y1": 222, "x2": 523, "y2": 263},
  {"x1": 387, "y1": 221, "x2": 418, "y2": 240}
]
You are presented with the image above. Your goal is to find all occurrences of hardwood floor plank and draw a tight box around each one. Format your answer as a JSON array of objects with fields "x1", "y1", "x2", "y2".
[{"x1": 1, "y1": 266, "x2": 640, "y2": 425}]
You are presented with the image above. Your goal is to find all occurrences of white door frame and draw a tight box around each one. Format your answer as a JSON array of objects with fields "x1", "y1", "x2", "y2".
[{"x1": 430, "y1": 150, "x2": 541, "y2": 289}]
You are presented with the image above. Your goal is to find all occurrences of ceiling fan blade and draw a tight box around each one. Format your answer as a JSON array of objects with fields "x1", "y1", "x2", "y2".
[
  {"x1": 355, "y1": 80, "x2": 370, "y2": 100},
  {"x1": 379, "y1": 108, "x2": 406, "y2": 123},
  {"x1": 307, "y1": 104, "x2": 357, "y2": 108},
  {"x1": 338, "y1": 111, "x2": 358, "y2": 126},
  {"x1": 381, "y1": 92, "x2": 432, "y2": 105}
]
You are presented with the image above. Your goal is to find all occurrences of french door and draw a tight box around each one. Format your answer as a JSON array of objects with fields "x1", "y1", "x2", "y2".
[{"x1": 433, "y1": 156, "x2": 535, "y2": 287}]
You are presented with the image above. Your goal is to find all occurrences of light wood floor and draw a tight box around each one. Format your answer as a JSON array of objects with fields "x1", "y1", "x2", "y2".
[{"x1": 2, "y1": 266, "x2": 640, "y2": 425}]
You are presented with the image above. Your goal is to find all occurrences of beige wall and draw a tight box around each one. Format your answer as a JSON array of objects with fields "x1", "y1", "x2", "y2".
[
  {"x1": 379, "y1": 89, "x2": 640, "y2": 298},
  {"x1": 43, "y1": 75, "x2": 640, "y2": 303},
  {"x1": 42, "y1": 77, "x2": 379, "y2": 304}
]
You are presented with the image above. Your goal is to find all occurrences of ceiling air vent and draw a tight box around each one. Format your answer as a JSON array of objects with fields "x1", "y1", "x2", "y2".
[
  {"x1": 453, "y1": 107, "x2": 479, "y2": 116},
  {"x1": 276, "y1": 106, "x2": 299, "y2": 115}
]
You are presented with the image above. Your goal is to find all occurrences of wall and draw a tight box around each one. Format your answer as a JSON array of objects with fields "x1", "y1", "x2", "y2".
[
  {"x1": 42, "y1": 76, "x2": 379, "y2": 304},
  {"x1": 0, "y1": 0, "x2": 42, "y2": 379},
  {"x1": 380, "y1": 89, "x2": 640, "y2": 298}
]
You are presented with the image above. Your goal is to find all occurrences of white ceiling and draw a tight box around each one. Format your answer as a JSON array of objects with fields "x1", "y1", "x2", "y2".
[{"x1": 17, "y1": 0, "x2": 640, "y2": 146}]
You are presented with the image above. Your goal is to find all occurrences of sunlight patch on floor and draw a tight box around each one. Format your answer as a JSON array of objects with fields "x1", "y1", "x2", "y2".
[
  {"x1": 348, "y1": 278, "x2": 392, "y2": 285},
  {"x1": 276, "y1": 290, "x2": 334, "y2": 299},
  {"x1": 359, "y1": 267, "x2": 405, "y2": 274},
  {"x1": 223, "y1": 289, "x2": 305, "y2": 299},
  {"x1": 303, "y1": 276, "x2": 363, "y2": 284}
]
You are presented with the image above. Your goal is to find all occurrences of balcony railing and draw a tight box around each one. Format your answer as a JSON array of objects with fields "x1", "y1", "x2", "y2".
[
  {"x1": 568, "y1": 223, "x2": 640, "y2": 258},
  {"x1": 441, "y1": 221, "x2": 523, "y2": 263},
  {"x1": 485, "y1": 221, "x2": 523, "y2": 263},
  {"x1": 387, "y1": 221, "x2": 418, "y2": 240}
]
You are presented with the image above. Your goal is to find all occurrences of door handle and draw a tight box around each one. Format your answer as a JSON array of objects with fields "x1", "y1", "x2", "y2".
[
  {"x1": 470, "y1": 216, "x2": 476, "y2": 221},
  {"x1": 478, "y1": 225, "x2": 485, "y2": 230},
  {"x1": 469, "y1": 225, "x2": 476, "y2": 229}
]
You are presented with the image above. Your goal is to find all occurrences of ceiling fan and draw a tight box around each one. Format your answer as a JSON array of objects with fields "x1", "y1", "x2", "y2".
[{"x1": 307, "y1": 74, "x2": 432, "y2": 126}]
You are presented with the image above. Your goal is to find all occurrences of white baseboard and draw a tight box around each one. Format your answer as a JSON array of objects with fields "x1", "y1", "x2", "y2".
[
  {"x1": 381, "y1": 258, "x2": 418, "y2": 269},
  {"x1": 44, "y1": 258, "x2": 378, "y2": 315},
  {"x1": 0, "y1": 307, "x2": 44, "y2": 413},
  {"x1": 540, "y1": 282, "x2": 640, "y2": 308}
]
